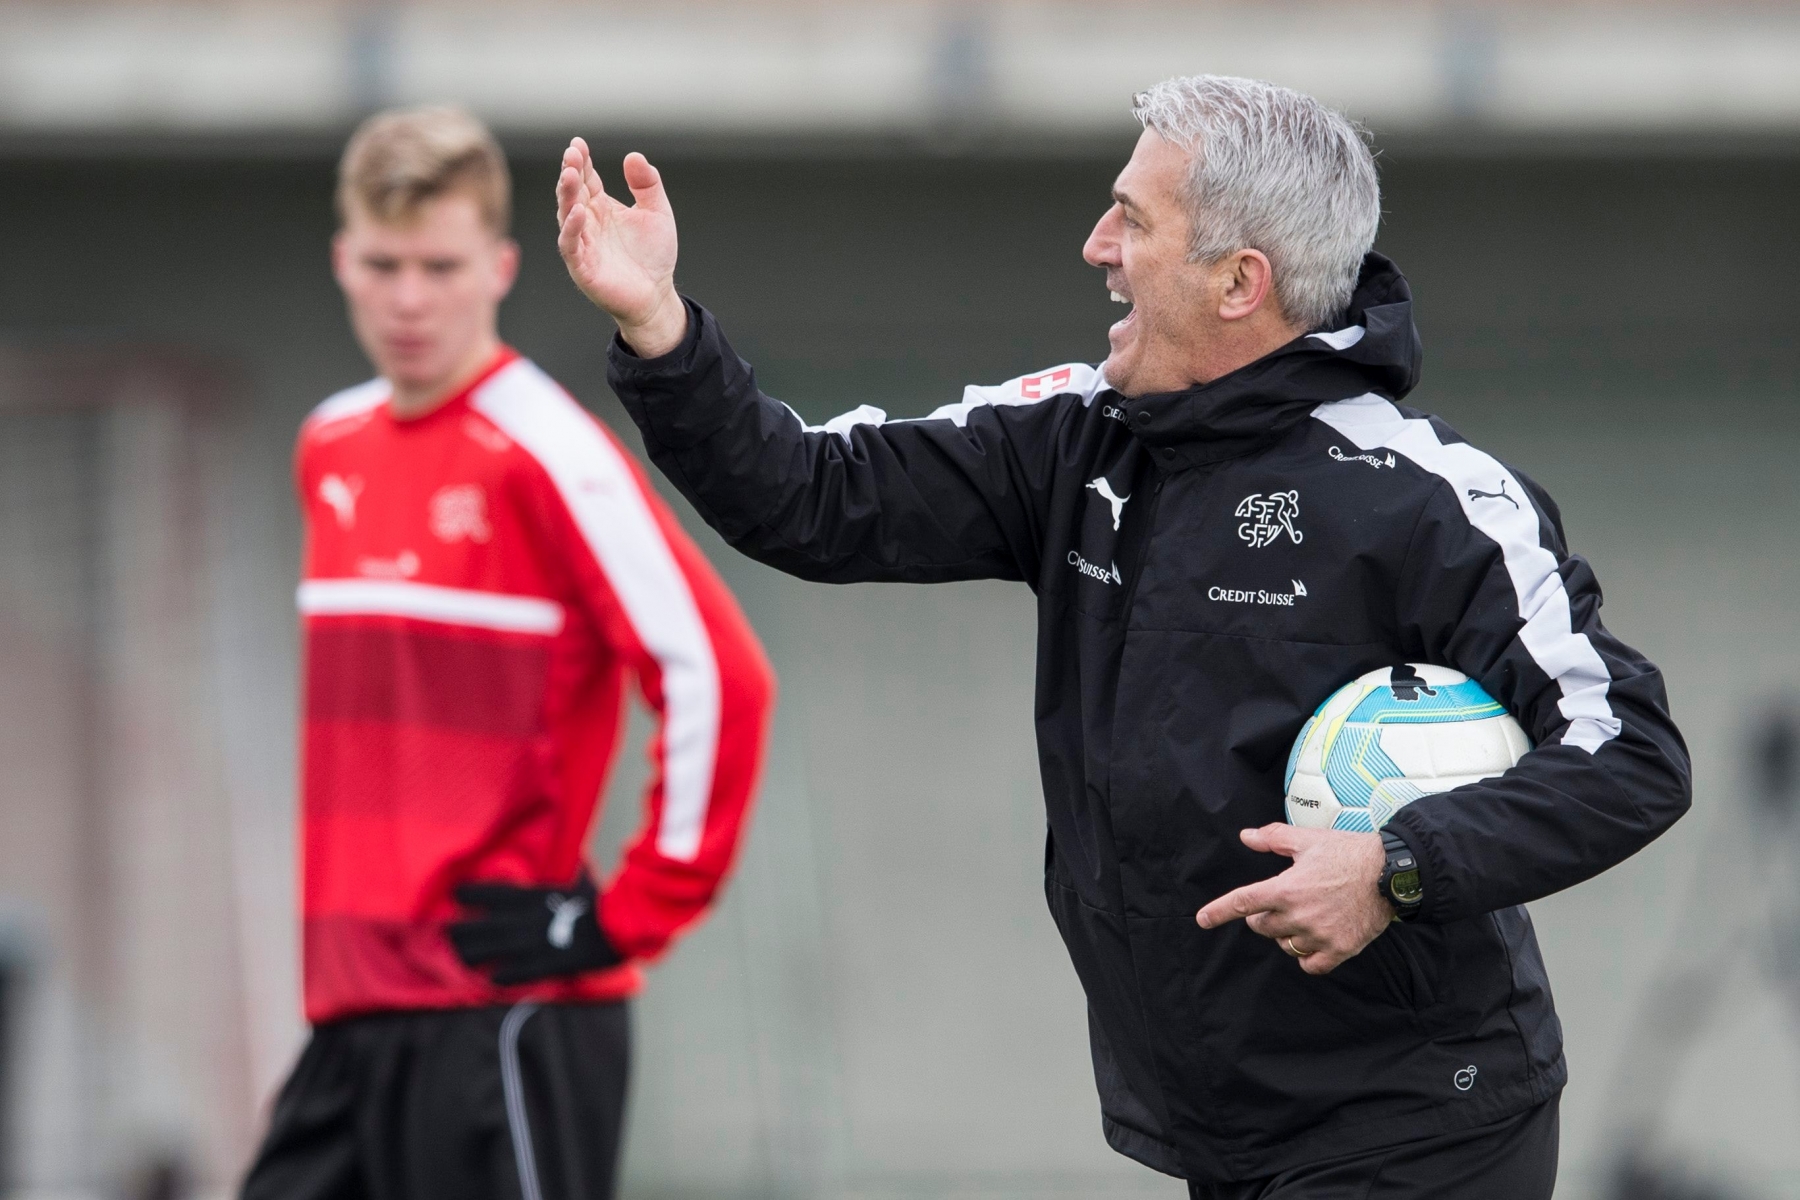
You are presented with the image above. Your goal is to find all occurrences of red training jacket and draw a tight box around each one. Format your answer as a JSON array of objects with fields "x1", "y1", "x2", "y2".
[{"x1": 295, "y1": 348, "x2": 775, "y2": 1024}]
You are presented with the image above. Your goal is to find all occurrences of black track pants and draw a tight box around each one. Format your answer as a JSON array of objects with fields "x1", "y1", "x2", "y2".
[
  {"x1": 1189, "y1": 1097, "x2": 1558, "y2": 1200},
  {"x1": 241, "y1": 1001, "x2": 629, "y2": 1200}
]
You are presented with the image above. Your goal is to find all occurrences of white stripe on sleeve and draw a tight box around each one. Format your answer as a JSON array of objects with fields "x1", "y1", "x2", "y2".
[
  {"x1": 298, "y1": 579, "x2": 565, "y2": 635},
  {"x1": 791, "y1": 362, "x2": 1108, "y2": 442},
  {"x1": 306, "y1": 377, "x2": 390, "y2": 426},
  {"x1": 1312, "y1": 394, "x2": 1621, "y2": 754},
  {"x1": 473, "y1": 361, "x2": 722, "y2": 861}
]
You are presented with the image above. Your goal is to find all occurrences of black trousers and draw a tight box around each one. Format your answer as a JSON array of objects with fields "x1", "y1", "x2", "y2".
[
  {"x1": 1189, "y1": 1097, "x2": 1559, "y2": 1200},
  {"x1": 242, "y1": 1001, "x2": 630, "y2": 1200}
]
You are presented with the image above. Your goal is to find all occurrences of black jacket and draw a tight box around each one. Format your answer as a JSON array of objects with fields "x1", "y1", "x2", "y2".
[{"x1": 607, "y1": 254, "x2": 1690, "y2": 1182}]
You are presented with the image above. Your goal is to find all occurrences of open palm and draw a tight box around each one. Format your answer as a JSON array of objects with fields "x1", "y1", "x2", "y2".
[{"x1": 556, "y1": 139, "x2": 683, "y2": 352}]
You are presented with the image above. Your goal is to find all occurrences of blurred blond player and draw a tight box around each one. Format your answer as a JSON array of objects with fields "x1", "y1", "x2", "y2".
[{"x1": 241, "y1": 107, "x2": 775, "y2": 1200}]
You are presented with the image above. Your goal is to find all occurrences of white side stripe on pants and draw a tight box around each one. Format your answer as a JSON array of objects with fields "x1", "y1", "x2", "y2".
[{"x1": 500, "y1": 1002, "x2": 544, "y2": 1200}]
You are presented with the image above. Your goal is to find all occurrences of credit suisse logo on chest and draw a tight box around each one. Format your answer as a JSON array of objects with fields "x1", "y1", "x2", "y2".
[{"x1": 1235, "y1": 490, "x2": 1304, "y2": 548}]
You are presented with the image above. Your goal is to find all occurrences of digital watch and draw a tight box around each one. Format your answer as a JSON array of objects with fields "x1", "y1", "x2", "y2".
[{"x1": 1378, "y1": 828, "x2": 1424, "y2": 922}]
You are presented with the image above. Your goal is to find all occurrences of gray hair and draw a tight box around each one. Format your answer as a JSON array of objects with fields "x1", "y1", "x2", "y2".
[{"x1": 1131, "y1": 75, "x2": 1380, "y2": 330}]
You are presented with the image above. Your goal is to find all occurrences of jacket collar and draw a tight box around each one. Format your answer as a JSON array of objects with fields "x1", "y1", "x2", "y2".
[{"x1": 1113, "y1": 253, "x2": 1423, "y2": 467}]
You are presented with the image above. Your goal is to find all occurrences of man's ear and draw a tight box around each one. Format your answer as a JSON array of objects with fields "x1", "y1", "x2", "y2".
[
  {"x1": 330, "y1": 230, "x2": 351, "y2": 289},
  {"x1": 493, "y1": 237, "x2": 521, "y2": 301},
  {"x1": 1217, "y1": 249, "x2": 1276, "y2": 323}
]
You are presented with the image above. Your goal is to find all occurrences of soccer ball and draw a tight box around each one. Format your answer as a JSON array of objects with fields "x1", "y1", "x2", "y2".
[{"x1": 1284, "y1": 664, "x2": 1530, "y2": 833}]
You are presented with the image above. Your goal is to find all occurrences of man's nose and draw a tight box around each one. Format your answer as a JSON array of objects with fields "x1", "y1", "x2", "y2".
[
  {"x1": 392, "y1": 267, "x2": 430, "y2": 311},
  {"x1": 1082, "y1": 207, "x2": 1120, "y2": 268}
]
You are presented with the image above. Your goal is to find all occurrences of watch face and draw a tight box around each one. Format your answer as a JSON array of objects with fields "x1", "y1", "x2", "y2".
[{"x1": 1390, "y1": 868, "x2": 1424, "y2": 905}]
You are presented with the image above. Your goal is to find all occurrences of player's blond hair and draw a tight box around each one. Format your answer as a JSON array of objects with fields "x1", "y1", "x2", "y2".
[{"x1": 336, "y1": 105, "x2": 511, "y2": 236}]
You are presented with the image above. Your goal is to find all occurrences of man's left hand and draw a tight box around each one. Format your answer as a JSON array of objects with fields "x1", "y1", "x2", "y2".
[
  {"x1": 1195, "y1": 825, "x2": 1393, "y2": 975},
  {"x1": 449, "y1": 872, "x2": 625, "y2": 986}
]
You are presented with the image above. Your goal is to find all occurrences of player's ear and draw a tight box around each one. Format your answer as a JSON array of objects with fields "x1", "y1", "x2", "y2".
[
  {"x1": 330, "y1": 230, "x2": 352, "y2": 289},
  {"x1": 492, "y1": 236, "x2": 521, "y2": 300}
]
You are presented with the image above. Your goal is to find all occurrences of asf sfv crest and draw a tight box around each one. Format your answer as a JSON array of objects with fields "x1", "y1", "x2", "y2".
[{"x1": 1235, "y1": 491, "x2": 1303, "y2": 548}]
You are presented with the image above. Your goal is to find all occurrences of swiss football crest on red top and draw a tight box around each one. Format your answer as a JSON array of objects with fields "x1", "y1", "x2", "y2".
[{"x1": 429, "y1": 484, "x2": 493, "y2": 544}]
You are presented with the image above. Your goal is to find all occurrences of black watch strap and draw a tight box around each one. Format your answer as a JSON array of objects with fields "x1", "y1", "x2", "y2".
[{"x1": 1379, "y1": 829, "x2": 1424, "y2": 921}]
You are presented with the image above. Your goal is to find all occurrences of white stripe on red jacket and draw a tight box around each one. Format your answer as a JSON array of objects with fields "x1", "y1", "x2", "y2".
[{"x1": 296, "y1": 348, "x2": 774, "y2": 1023}]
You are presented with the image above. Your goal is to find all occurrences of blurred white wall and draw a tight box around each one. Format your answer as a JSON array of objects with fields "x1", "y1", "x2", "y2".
[{"x1": 5, "y1": 2, "x2": 1800, "y2": 143}]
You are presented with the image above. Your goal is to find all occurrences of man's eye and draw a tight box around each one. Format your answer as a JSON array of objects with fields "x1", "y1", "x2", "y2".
[{"x1": 425, "y1": 261, "x2": 461, "y2": 275}]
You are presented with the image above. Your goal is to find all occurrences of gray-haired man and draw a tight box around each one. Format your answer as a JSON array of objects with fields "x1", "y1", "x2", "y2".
[{"x1": 553, "y1": 76, "x2": 1689, "y2": 1198}]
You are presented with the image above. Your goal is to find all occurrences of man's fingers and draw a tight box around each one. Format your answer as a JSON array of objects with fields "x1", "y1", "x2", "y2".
[
  {"x1": 565, "y1": 137, "x2": 602, "y2": 200},
  {"x1": 621, "y1": 152, "x2": 672, "y2": 215},
  {"x1": 454, "y1": 882, "x2": 542, "y2": 911},
  {"x1": 557, "y1": 164, "x2": 582, "y2": 226},
  {"x1": 556, "y1": 169, "x2": 608, "y2": 233},
  {"x1": 1244, "y1": 910, "x2": 1305, "y2": 940},
  {"x1": 1239, "y1": 822, "x2": 1310, "y2": 859},
  {"x1": 1244, "y1": 913, "x2": 1363, "y2": 969},
  {"x1": 575, "y1": 137, "x2": 605, "y2": 198},
  {"x1": 561, "y1": 143, "x2": 591, "y2": 205},
  {"x1": 1298, "y1": 946, "x2": 1352, "y2": 975},
  {"x1": 557, "y1": 201, "x2": 587, "y2": 257},
  {"x1": 1245, "y1": 913, "x2": 1328, "y2": 962},
  {"x1": 1196, "y1": 881, "x2": 1283, "y2": 929},
  {"x1": 559, "y1": 139, "x2": 616, "y2": 219}
]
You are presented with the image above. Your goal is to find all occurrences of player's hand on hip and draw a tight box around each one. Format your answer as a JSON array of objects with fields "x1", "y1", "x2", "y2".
[
  {"x1": 448, "y1": 870, "x2": 625, "y2": 986},
  {"x1": 556, "y1": 138, "x2": 687, "y2": 357},
  {"x1": 1194, "y1": 824, "x2": 1393, "y2": 976}
]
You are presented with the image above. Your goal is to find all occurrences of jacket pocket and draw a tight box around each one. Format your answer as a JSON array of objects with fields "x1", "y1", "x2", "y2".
[{"x1": 1363, "y1": 924, "x2": 1447, "y2": 1012}]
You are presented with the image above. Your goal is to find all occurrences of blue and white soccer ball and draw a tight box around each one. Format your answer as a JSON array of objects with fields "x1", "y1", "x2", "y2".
[{"x1": 1284, "y1": 664, "x2": 1531, "y2": 833}]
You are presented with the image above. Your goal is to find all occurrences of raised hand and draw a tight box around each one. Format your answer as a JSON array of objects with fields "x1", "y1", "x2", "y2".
[
  {"x1": 1194, "y1": 824, "x2": 1393, "y2": 975},
  {"x1": 556, "y1": 138, "x2": 687, "y2": 357}
]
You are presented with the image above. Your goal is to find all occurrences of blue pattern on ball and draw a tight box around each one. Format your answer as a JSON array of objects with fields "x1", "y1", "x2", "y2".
[
  {"x1": 1323, "y1": 725, "x2": 1406, "y2": 814},
  {"x1": 1345, "y1": 679, "x2": 1503, "y2": 725},
  {"x1": 1284, "y1": 716, "x2": 1316, "y2": 793},
  {"x1": 1286, "y1": 665, "x2": 1528, "y2": 833}
]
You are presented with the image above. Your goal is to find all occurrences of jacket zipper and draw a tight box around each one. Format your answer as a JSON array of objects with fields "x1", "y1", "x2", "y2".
[{"x1": 1119, "y1": 472, "x2": 1166, "y2": 617}]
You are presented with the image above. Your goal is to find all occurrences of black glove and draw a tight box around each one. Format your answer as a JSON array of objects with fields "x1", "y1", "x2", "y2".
[{"x1": 448, "y1": 872, "x2": 624, "y2": 986}]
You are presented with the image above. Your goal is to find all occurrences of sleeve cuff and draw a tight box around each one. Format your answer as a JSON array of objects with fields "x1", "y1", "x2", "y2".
[
  {"x1": 1382, "y1": 810, "x2": 1449, "y2": 924},
  {"x1": 607, "y1": 296, "x2": 706, "y2": 376}
]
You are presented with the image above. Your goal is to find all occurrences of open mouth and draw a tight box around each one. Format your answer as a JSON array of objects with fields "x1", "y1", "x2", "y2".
[{"x1": 1109, "y1": 286, "x2": 1137, "y2": 335}]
